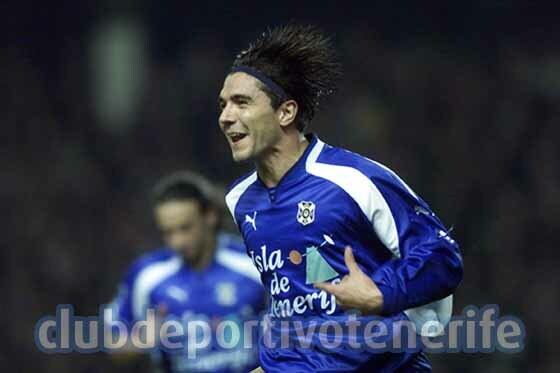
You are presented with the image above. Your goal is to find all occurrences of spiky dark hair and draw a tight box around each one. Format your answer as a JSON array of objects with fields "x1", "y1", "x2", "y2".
[{"x1": 232, "y1": 24, "x2": 341, "y2": 131}]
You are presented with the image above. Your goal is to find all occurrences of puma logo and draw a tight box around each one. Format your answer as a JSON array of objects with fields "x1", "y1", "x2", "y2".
[{"x1": 245, "y1": 211, "x2": 257, "y2": 231}]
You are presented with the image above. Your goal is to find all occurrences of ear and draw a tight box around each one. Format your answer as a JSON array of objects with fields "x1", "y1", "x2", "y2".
[{"x1": 277, "y1": 100, "x2": 298, "y2": 128}]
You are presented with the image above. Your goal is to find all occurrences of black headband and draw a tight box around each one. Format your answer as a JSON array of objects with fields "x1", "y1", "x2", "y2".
[{"x1": 231, "y1": 66, "x2": 289, "y2": 101}]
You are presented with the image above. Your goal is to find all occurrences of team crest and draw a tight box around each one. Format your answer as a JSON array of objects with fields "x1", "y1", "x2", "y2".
[
  {"x1": 215, "y1": 282, "x2": 237, "y2": 306},
  {"x1": 297, "y1": 201, "x2": 316, "y2": 226}
]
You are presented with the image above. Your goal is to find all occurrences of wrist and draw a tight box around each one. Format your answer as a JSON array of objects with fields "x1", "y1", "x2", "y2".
[{"x1": 362, "y1": 279, "x2": 384, "y2": 315}]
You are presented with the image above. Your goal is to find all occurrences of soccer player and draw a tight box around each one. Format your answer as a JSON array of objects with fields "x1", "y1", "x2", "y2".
[
  {"x1": 106, "y1": 171, "x2": 265, "y2": 372},
  {"x1": 218, "y1": 25, "x2": 463, "y2": 372}
]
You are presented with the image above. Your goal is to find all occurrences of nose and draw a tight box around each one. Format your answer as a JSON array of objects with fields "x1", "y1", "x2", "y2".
[{"x1": 219, "y1": 103, "x2": 236, "y2": 130}]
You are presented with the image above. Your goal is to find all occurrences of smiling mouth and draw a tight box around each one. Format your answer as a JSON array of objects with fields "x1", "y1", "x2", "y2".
[{"x1": 229, "y1": 133, "x2": 248, "y2": 144}]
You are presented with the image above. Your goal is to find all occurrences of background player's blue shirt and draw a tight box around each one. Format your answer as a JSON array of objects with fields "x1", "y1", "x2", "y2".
[
  {"x1": 225, "y1": 134, "x2": 463, "y2": 372},
  {"x1": 107, "y1": 233, "x2": 265, "y2": 373}
]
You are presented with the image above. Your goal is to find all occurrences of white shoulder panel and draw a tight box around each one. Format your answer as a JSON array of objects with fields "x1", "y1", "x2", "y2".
[
  {"x1": 132, "y1": 256, "x2": 183, "y2": 320},
  {"x1": 305, "y1": 140, "x2": 400, "y2": 257},
  {"x1": 225, "y1": 172, "x2": 258, "y2": 225}
]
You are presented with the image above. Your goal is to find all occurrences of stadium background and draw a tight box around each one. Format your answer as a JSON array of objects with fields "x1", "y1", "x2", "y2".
[{"x1": 2, "y1": 1, "x2": 558, "y2": 372}]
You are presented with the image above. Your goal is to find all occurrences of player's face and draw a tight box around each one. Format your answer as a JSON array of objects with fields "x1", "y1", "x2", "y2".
[
  {"x1": 154, "y1": 199, "x2": 213, "y2": 262},
  {"x1": 218, "y1": 72, "x2": 283, "y2": 162}
]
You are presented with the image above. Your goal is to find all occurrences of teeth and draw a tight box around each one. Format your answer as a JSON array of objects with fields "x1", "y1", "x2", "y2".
[{"x1": 229, "y1": 133, "x2": 246, "y2": 141}]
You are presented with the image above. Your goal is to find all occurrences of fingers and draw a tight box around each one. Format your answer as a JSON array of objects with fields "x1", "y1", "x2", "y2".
[
  {"x1": 344, "y1": 246, "x2": 361, "y2": 274},
  {"x1": 315, "y1": 282, "x2": 345, "y2": 307},
  {"x1": 314, "y1": 281, "x2": 338, "y2": 296}
]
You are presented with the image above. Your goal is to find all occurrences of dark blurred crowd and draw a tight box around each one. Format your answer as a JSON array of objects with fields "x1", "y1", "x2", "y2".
[{"x1": 2, "y1": 2, "x2": 558, "y2": 372}]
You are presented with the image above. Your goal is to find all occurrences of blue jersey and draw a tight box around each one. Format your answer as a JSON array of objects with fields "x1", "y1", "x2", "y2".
[
  {"x1": 225, "y1": 135, "x2": 463, "y2": 372},
  {"x1": 107, "y1": 233, "x2": 265, "y2": 373}
]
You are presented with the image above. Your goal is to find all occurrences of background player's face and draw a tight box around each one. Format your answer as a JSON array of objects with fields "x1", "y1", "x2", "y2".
[
  {"x1": 154, "y1": 199, "x2": 215, "y2": 263},
  {"x1": 218, "y1": 72, "x2": 283, "y2": 162}
]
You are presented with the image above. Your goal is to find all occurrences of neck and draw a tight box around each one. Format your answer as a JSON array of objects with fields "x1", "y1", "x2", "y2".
[
  {"x1": 256, "y1": 132, "x2": 309, "y2": 188},
  {"x1": 189, "y1": 233, "x2": 216, "y2": 271}
]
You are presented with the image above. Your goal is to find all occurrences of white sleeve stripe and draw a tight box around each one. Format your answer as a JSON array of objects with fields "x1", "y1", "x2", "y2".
[
  {"x1": 308, "y1": 139, "x2": 453, "y2": 335},
  {"x1": 306, "y1": 140, "x2": 400, "y2": 258},
  {"x1": 132, "y1": 257, "x2": 183, "y2": 320},
  {"x1": 215, "y1": 247, "x2": 262, "y2": 284},
  {"x1": 366, "y1": 158, "x2": 419, "y2": 200},
  {"x1": 225, "y1": 172, "x2": 258, "y2": 225}
]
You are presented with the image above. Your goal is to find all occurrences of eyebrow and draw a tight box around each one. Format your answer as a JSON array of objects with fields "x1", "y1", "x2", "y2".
[
  {"x1": 219, "y1": 94, "x2": 253, "y2": 106},
  {"x1": 232, "y1": 94, "x2": 252, "y2": 102}
]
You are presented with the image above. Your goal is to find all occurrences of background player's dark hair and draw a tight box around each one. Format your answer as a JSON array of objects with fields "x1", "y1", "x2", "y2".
[
  {"x1": 152, "y1": 171, "x2": 220, "y2": 214},
  {"x1": 232, "y1": 24, "x2": 341, "y2": 132}
]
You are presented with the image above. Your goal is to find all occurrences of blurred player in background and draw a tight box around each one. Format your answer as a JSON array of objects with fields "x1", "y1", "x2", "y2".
[
  {"x1": 106, "y1": 171, "x2": 265, "y2": 372},
  {"x1": 219, "y1": 25, "x2": 463, "y2": 371}
]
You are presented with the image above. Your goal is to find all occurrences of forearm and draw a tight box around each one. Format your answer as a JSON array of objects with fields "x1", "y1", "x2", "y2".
[{"x1": 372, "y1": 240, "x2": 463, "y2": 315}]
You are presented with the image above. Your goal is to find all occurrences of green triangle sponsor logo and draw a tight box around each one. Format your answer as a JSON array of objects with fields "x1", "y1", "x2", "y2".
[{"x1": 305, "y1": 246, "x2": 339, "y2": 284}]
